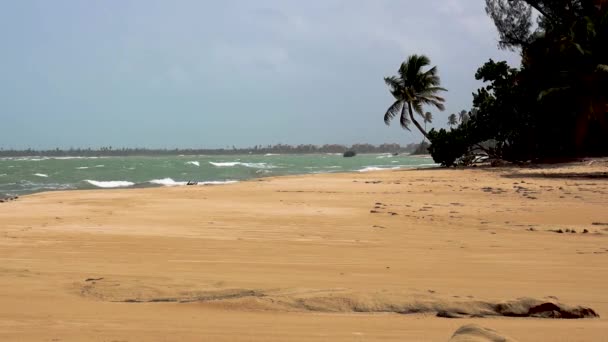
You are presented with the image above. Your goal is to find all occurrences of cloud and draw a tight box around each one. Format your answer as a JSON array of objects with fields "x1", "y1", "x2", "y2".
[{"x1": 0, "y1": 0, "x2": 521, "y2": 148}]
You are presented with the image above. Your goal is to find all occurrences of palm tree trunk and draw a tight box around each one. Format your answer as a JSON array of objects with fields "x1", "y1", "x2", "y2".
[{"x1": 408, "y1": 102, "x2": 428, "y2": 139}]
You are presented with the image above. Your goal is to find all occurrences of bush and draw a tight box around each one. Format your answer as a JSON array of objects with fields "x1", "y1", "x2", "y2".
[{"x1": 427, "y1": 128, "x2": 471, "y2": 166}]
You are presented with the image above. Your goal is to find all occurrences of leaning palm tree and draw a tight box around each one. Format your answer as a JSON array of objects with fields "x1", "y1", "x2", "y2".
[
  {"x1": 447, "y1": 113, "x2": 458, "y2": 129},
  {"x1": 383, "y1": 54, "x2": 447, "y2": 139}
]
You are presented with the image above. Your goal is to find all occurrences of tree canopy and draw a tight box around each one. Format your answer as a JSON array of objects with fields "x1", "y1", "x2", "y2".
[{"x1": 426, "y1": 0, "x2": 608, "y2": 166}]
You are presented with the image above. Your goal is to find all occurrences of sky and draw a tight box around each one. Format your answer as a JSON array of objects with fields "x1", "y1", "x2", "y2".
[{"x1": 0, "y1": 0, "x2": 521, "y2": 149}]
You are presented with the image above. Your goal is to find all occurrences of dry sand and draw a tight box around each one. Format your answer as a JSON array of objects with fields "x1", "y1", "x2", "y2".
[{"x1": 1, "y1": 162, "x2": 607, "y2": 341}]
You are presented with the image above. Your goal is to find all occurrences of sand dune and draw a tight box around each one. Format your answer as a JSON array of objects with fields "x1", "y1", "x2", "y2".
[{"x1": 1, "y1": 162, "x2": 607, "y2": 341}]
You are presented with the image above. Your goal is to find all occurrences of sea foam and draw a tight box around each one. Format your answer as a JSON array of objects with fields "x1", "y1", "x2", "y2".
[
  {"x1": 358, "y1": 166, "x2": 402, "y2": 172},
  {"x1": 33, "y1": 173, "x2": 49, "y2": 177},
  {"x1": 85, "y1": 180, "x2": 135, "y2": 188},
  {"x1": 209, "y1": 161, "x2": 274, "y2": 169},
  {"x1": 185, "y1": 161, "x2": 200, "y2": 167},
  {"x1": 199, "y1": 180, "x2": 238, "y2": 185},
  {"x1": 149, "y1": 178, "x2": 187, "y2": 186}
]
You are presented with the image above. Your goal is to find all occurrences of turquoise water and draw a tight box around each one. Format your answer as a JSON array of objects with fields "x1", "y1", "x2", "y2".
[{"x1": 0, "y1": 154, "x2": 436, "y2": 197}]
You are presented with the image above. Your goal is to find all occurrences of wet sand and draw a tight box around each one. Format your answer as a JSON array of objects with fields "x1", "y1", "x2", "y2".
[{"x1": 1, "y1": 163, "x2": 607, "y2": 341}]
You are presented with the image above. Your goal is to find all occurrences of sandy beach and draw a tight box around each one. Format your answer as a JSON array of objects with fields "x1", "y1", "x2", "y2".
[{"x1": 1, "y1": 163, "x2": 607, "y2": 341}]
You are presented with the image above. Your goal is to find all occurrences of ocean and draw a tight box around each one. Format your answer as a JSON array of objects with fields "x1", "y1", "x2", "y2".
[{"x1": 0, "y1": 154, "x2": 436, "y2": 197}]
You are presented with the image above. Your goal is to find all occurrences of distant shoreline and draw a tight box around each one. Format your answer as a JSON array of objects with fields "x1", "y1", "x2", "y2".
[{"x1": 0, "y1": 143, "x2": 426, "y2": 158}]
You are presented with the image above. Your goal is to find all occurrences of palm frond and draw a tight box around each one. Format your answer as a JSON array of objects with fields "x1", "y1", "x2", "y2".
[
  {"x1": 422, "y1": 86, "x2": 448, "y2": 93},
  {"x1": 400, "y1": 103, "x2": 412, "y2": 130},
  {"x1": 384, "y1": 76, "x2": 403, "y2": 90},
  {"x1": 412, "y1": 101, "x2": 425, "y2": 116},
  {"x1": 384, "y1": 100, "x2": 404, "y2": 125},
  {"x1": 597, "y1": 64, "x2": 608, "y2": 73}
]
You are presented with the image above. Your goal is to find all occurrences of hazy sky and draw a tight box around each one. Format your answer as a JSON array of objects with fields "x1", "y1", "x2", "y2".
[{"x1": 0, "y1": 0, "x2": 520, "y2": 149}]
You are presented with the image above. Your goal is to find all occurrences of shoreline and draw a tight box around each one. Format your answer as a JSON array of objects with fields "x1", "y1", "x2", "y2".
[
  {"x1": 1, "y1": 163, "x2": 607, "y2": 341},
  {"x1": 1, "y1": 163, "x2": 440, "y2": 199},
  {"x1": 9, "y1": 157, "x2": 603, "y2": 199}
]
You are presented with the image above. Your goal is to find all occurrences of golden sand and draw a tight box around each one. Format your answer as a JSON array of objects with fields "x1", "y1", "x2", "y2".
[{"x1": 1, "y1": 163, "x2": 607, "y2": 341}]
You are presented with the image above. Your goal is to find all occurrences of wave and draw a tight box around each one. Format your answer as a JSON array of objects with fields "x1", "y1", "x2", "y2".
[
  {"x1": 358, "y1": 166, "x2": 402, "y2": 172},
  {"x1": 10, "y1": 181, "x2": 75, "y2": 192},
  {"x1": 209, "y1": 161, "x2": 275, "y2": 169},
  {"x1": 0, "y1": 174, "x2": 6, "y2": 177},
  {"x1": 264, "y1": 153, "x2": 280, "y2": 156},
  {"x1": 149, "y1": 178, "x2": 238, "y2": 186},
  {"x1": 305, "y1": 166, "x2": 341, "y2": 170},
  {"x1": 199, "y1": 180, "x2": 238, "y2": 185},
  {"x1": 34, "y1": 173, "x2": 49, "y2": 177},
  {"x1": 84, "y1": 180, "x2": 135, "y2": 188},
  {"x1": 185, "y1": 161, "x2": 200, "y2": 167},
  {"x1": 76, "y1": 164, "x2": 103, "y2": 170},
  {"x1": 149, "y1": 178, "x2": 187, "y2": 186}
]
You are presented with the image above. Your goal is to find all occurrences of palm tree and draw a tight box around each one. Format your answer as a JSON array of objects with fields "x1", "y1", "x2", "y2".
[
  {"x1": 447, "y1": 113, "x2": 458, "y2": 129},
  {"x1": 458, "y1": 110, "x2": 469, "y2": 124},
  {"x1": 383, "y1": 54, "x2": 447, "y2": 139},
  {"x1": 423, "y1": 111, "x2": 433, "y2": 130},
  {"x1": 422, "y1": 112, "x2": 433, "y2": 142}
]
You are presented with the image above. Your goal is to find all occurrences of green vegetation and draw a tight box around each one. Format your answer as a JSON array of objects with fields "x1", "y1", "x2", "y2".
[{"x1": 401, "y1": 1, "x2": 608, "y2": 166}]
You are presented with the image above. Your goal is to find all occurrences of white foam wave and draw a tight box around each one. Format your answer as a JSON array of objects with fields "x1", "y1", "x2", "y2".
[
  {"x1": 209, "y1": 162, "x2": 239, "y2": 167},
  {"x1": 76, "y1": 166, "x2": 89, "y2": 170},
  {"x1": 149, "y1": 178, "x2": 187, "y2": 186},
  {"x1": 84, "y1": 180, "x2": 134, "y2": 188},
  {"x1": 14, "y1": 181, "x2": 75, "y2": 192},
  {"x1": 95, "y1": 164, "x2": 105, "y2": 168},
  {"x1": 55, "y1": 156, "x2": 101, "y2": 160},
  {"x1": 185, "y1": 161, "x2": 200, "y2": 167},
  {"x1": 209, "y1": 161, "x2": 275, "y2": 169},
  {"x1": 0, "y1": 174, "x2": 6, "y2": 177},
  {"x1": 34, "y1": 173, "x2": 49, "y2": 177},
  {"x1": 148, "y1": 178, "x2": 238, "y2": 187},
  {"x1": 358, "y1": 166, "x2": 402, "y2": 172},
  {"x1": 199, "y1": 180, "x2": 238, "y2": 185},
  {"x1": 264, "y1": 153, "x2": 280, "y2": 156}
]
